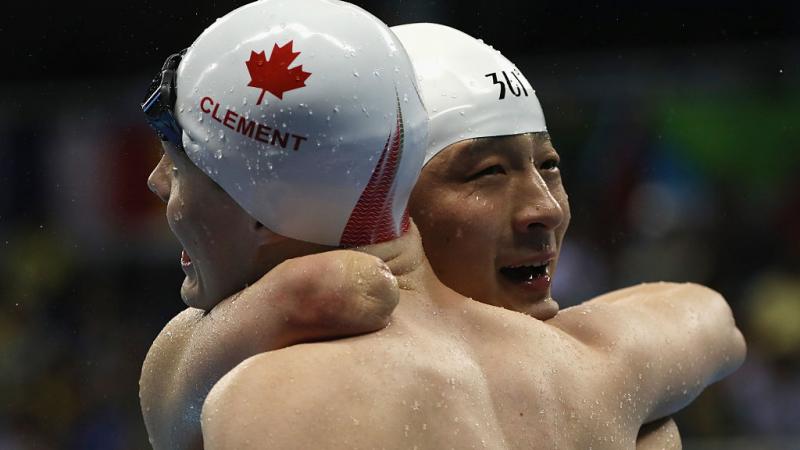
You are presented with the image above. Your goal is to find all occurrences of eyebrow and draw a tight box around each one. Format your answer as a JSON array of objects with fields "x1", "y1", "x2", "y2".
[{"x1": 465, "y1": 133, "x2": 545, "y2": 156}]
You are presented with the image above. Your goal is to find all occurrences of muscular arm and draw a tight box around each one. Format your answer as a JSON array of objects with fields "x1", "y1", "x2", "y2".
[
  {"x1": 548, "y1": 282, "x2": 746, "y2": 424},
  {"x1": 140, "y1": 250, "x2": 399, "y2": 449}
]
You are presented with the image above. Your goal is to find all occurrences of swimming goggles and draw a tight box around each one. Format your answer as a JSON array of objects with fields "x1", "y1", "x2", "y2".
[{"x1": 141, "y1": 49, "x2": 186, "y2": 147}]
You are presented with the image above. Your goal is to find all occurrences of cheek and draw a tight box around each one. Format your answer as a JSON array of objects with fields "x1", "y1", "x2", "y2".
[
  {"x1": 554, "y1": 187, "x2": 571, "y2": 241},
  {"x1": 414, "y1": 195, "x2": 499, "y2": 277}
]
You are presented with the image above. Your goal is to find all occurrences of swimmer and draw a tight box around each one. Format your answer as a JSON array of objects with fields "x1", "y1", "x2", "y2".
[
  {"x1": 138, "y1": 1, "x2": 426, "y2": 448},
  {"x1": 393, "y1": 23, "x2": 682, "y2": 448},
  {"x1": 180, "y1": 8, "x2": 745, "y2": 450}
]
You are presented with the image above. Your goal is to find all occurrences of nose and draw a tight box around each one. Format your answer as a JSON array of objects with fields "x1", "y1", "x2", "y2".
[
  {"x1": 512, "y1": 172, "x2": 565, "y2": 234},
  {"x1": 147, "y1": 155, "x2": 171, "y2": 203}
]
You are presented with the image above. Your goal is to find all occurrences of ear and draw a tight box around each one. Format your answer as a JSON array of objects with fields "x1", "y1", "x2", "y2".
[{"x1": 253, "y1": 220, "x2": 291, "y2": 246}]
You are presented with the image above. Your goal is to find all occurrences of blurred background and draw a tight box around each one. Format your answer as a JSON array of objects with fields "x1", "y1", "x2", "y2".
[{"x1": 1, "y1": 0, "x2": 798, "y2": 448}]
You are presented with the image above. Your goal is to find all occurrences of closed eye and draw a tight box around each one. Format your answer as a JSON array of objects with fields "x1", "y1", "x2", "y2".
[
  {"x1": 469, "y1": 164, "x2": 506, "y2": 180},
  {"x1": 540, "y1": 158, "x2": 560, "y2": 171}
]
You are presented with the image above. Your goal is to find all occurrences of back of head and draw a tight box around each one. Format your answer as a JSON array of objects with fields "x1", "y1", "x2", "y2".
[
  {"x1": 390, "y1": 23, "x2": 546, "y2": 164},
  {"x1": 175, "y1": 0, "x2": 427, "y2": 246}
]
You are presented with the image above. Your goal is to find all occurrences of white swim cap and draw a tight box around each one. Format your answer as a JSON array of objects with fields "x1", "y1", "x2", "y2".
[
  {"x1": 175, "y1": 0, "x2": 427, "y2": 246},
  {"x1": 391, "y1": 23, "x2": 546, "y2": 165}
]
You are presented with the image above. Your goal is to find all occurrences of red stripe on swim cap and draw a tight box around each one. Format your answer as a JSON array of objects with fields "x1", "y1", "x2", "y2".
[{"x1": 340, "y1": 96, "x2": 405, "y2": 246}]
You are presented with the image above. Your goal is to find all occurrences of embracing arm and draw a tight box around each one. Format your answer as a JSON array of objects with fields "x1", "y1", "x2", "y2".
[
  {"x1": 204, "y1": 249, "x2": 399, "y2": 354},
  {"x1": 140, "y1": 250, "x2": 398, "y2": 449},
  {"x1": 548, "y1": 282, "x2": 746, "y2": 424}
]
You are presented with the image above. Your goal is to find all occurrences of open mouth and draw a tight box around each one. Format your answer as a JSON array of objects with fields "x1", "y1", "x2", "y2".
[
  {"x1": 499, "y1": 262, "x2": 550, "y2": 283},
  {"x1": 181, "y1": 249, "x2": 193, "y2": 267}
]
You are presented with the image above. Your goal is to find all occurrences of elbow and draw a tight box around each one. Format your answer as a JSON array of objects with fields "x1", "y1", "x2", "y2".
[
  {"x1": 692, "y1": 284, "x2": 747, "y2": 380},
  {"x1": 728, "y1": 324, "x2": 747, "y2": 376}
]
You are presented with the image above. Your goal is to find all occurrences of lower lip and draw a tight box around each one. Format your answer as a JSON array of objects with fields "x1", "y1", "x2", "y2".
[
  {"x1": 500, "y1": 272, "x2": 551, "y2": 294},
  {"x1": 519, "y1": 274, "x2": 551, "y2": 292}
]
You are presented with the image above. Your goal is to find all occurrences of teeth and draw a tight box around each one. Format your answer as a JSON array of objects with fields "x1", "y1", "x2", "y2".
[{"x1": 507, "y1": 261, "x2": 549, "y2": 269}]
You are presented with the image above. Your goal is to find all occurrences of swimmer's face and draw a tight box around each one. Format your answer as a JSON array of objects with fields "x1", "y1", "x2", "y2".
[
  {"x1": 147, "y1": 142, "x2": 266, "y2": 310},
  {"x1": 409, "y1": 133, "x2": 570, "y2": 320},
  {"x1": 148, "y1": 142, "x2": 328, "y2": 311}
]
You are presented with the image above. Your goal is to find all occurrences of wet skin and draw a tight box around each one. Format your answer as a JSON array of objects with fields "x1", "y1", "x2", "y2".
[
  {"x1": 410, "y1": 132, "x2": 569, "y2": 320},
  {"x1": 142, "y1": 141, "x2": 402, "y2": 450},
  {"x1": 147, "y1": 141, "x2": 344, "y2": 311},
  {"x1": 409, "y1": 132, "x2": 679, "y2": 448},
  {"x1": 143, "y1": 136, "x2": 688, "y2": 449},
  {"x1": 202, "y1": 225, "x2": 745, "y2": 449}
]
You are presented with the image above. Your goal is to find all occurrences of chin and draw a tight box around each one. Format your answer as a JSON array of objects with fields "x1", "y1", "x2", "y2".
[
  {"x1": 180, "y1": 277, "x2": 213, "y2": 311},
  {"x1": 521, "y1": 296, "x2": 560, "y2": 321}
]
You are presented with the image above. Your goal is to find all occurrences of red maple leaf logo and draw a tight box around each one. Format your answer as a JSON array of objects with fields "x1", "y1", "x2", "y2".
[{"x1": 245, "y1": 41, "x2": 312, "y2": 105}]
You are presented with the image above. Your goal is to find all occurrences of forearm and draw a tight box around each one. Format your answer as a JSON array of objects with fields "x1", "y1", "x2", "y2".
[
  {"x1": 555, "y1": 283, "x2": 745, "y2": 422},
  {"x1": 204, "y1": 249, "x2": 398, "y2": 350},
  {"x1": 615, "y1": 283, "x2": 746, "y2": 421}
]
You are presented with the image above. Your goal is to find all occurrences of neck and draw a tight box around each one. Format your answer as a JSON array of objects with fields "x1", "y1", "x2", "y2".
[{"x1": 353, "y1": 221, "x2": 433, "y2": 294}]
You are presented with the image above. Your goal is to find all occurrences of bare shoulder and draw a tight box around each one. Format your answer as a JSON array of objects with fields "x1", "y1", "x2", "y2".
[
  {"x1": 142, "y1": 307, "x2": 203, "y2": 381},
  {"x1": 200, "y1": 321, "x2": 494, "y2": 449},
  {"x1": 140, "y1": 308, "x2": 205, "y2": 446},
  {"x1": 201, "y1": 340, "x2": 412, "y2": 449}
]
